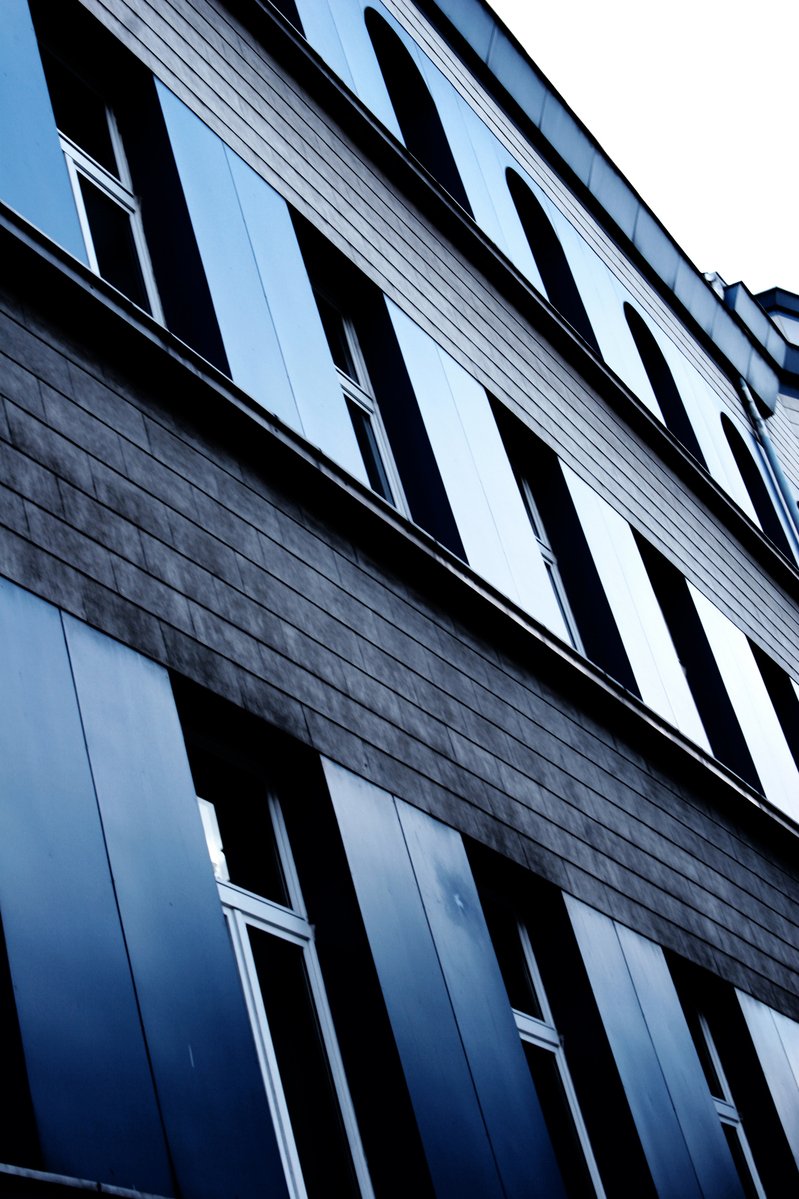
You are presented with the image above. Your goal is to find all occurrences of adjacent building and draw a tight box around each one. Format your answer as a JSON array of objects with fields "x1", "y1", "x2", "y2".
[{"x1": 2, "y1": 0, "x2": 799, "y2": 1195}]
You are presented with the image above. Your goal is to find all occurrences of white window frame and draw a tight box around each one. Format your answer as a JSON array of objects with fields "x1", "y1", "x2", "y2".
[
  {"x1": 511, "y1": 920, "x2": 606, "y2": 1198},
  {"x1": 696, "y1": 1012, "x2": 767, "y2": 1199},
  {"x1": 518, "y1": 474, "x2": 583, "y2": 651},
  {"x1": 314, "y1": 286, "x2": 409, "y2": 515},
  {"x1": 198, "y1": 795, "x2": 374, "y2": 1199},
  {"x1": 58, "y1": 107, "x2": 164, "y2": 321}
]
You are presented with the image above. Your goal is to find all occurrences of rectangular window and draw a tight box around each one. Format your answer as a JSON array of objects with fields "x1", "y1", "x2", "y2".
[
  {"x1": 516, "y1": 472, "x2": 583, "y2": 651},
  {"x1": 40, "y1": 47, "x2": 162, "y2": 318},
  {"x1": 193, "y1": 753, "x2": 374, "y2": 1199},
  {"x1": 478, "y1": 886, "x2": 606, "y2": 1198},
  {"x1": 312, "y1": 286, "x2": 408, "y2": 512}
]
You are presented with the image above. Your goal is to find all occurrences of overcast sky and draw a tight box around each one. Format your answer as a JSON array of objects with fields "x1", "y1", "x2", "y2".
[{"x1": 489, "y1": 0, "x2": 797, "y2": 297}]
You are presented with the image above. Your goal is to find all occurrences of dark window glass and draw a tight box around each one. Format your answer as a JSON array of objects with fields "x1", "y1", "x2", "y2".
[
  {"x1": 78, "y1": 177, "x2": 150, "y2": 311},
  {"x1": 624, "y1": 304, "x2": 706, "y2": 467},
  {"x1": 523, "y1": 1044, "x2": 595, "y2": 1199},
  {"x1": 190, "y1": 751, "x2": 289, "y2": 906},
  {"x1": 365, "y1": 8, "x2": 473, "y2": 216},
  {"x1": 507, "y1": 168, "x2": 600, "y2": 355},
  {"x1": 40, "y1": 48, "x2": 117, "y2": 173},
  {"x1": 721, "y1": 1125, "x2": 760, "y2": 1199},
  {"x1": 0, "y1": 913, "x2": 40, "y2": 1169},
  {"x1": 748, "y1": 640, "x2": 799, "y2": 772},
  {"x1": 315, "y1": 290, "x2": 359, "y2": 380},
  {"x1": 248, "y1": 929, "x2": 360, "y2": 1199},
  {"x1": 721, "y1": 414, "x2": 792, "y2": 556},
  {"x1": 346, "y1": 399, "x2": 395, "y2": 503},
  {"x1": 479, "y1": 892, "x2": 542, "y2": 1018}
]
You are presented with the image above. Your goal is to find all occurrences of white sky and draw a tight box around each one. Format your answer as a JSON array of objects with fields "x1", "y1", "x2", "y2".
[{"x1": 488, "y1": 0, "x2": 798, "y2": 297}]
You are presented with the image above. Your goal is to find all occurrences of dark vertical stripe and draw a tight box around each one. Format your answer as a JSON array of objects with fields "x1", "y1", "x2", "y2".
[
  {"x1": 63, "y1": 614, "x2": 289, "y2": 1199},
  {"x1": 0, "y1": 578, "x2": 172, "y2": 1191}
]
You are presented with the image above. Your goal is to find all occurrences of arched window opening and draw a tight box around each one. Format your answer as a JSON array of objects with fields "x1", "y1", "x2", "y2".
[
  {"x1": 721, "y1": 414, "x2": 793, "y2": 557},
  {"x1": 365, "y1": 9, "x2": 473, "y2": 216},
  {"x1": 624, "y1": 304, "x2": 706, "y2": 467},
  {"x1": 506, "y1": 168, "x2": 600, "y2": 355}
]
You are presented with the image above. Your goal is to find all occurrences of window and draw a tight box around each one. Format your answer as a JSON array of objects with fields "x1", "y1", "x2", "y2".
[
  {"x1": 30, "y1": 0, "x2": 228, "y2": 369},
  {"x1": 193, "y1": 751, "x2": 373, "y2": 1199},
  {"x1": 506, "y1": 169, "x2": 600, "y2": 355},
  {"x1": 517, "y1": 471, "x2": 583, "y2": 651},
  {"x1": 39, "y1": 47, "x2": 162, "y2": 318},
  {"x1": 721, "y1": 414, "x2": 793, "y2": 556},
  {"x1": 623, "y1": 305, "x2": 706, "y2": 467},
  {"x1": 494, "y1": 404, "x2": 640, "y2": 694},
  {"x1": 364, "y1": 8, "x2": 473, "y2": 216},
  {"x1": 294, "y1": 214, "x2": 465, "y2": 556},
  {"x1": 313, "y1": 287, "x2": 408, "y2": 512},
  {"x1": 477, "y1": 885, "x2": 606, "y2": 1198},
  {"x1": 634, "y1": 532, "x2": 761, "y2": 789},
  {"x1": 668, "y1": 960, "x2": 774, "y2": 1199}
]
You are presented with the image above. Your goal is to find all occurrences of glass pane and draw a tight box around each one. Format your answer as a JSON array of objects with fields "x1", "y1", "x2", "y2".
[
  {"x1": 41, "y1": 50, "x2": 118, "y2": 174},
  {"x1": 480, "y1": 894, "x2": 543, "y2": 1018},
  {"x1": 248, "y1": 929, "x2": 360, "y2": 1199},
  {"x1": 314, "y1": 290, "x2": 358, "y2": 380},
  {"x1": 523, "y1": 1043, "x2": 596, "y2": 1198},
  {"x1": 722, "y1": 1124, "x2": 761, "y2": 1199},
  {"x1": 346, "y1": 399, "x2": 395, "y2": 504},
  {"x1": 79, "y1": 177, "x2": 150, "y2": 311},
  {"x1": 191, "y1": 752, "x2": 289, "y2": 906}
]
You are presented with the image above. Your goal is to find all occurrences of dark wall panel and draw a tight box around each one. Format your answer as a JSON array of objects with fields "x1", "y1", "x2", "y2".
[
  {"x1": 0, "y1": 577, "x2": 173, "y2": 1193},
  {"x1": 396, "y1": 798, "x2": 568, "y2": 1199},
  {"x1": 566, "y1": 897, "x2": 745, "y2": 1199},
  {"x1": 62, "y1": 612, "x2": 289, "y2": 1199},
  {"x1": 323, "y1": 759, "x2": 507, "y2": 1199}
]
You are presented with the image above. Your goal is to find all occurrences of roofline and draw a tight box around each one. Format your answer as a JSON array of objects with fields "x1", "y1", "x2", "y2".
[{"x1": 421, "y1": 0, "x2": 796, "y2": 412}]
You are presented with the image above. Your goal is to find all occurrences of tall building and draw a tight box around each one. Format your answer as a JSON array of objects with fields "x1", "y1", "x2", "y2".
[{"x1": 2, "y1": 1, "x2": 799, "y2": 1195}]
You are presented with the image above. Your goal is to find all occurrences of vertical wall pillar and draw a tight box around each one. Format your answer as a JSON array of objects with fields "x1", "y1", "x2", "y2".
[
  {"x1": 565, "y1": 896, "x2": 745, "y2": 1199},
  {"x1": 323, "y1": 759, "x2": 567, "y2": 1199}
]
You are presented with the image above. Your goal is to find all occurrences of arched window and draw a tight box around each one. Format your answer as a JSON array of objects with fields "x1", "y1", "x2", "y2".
[
  {"x1": 365, "y1": 9, "x2": 472, "y2": 216},
  {"x1": 624, "y1": 304, "x2": 706, "y2": 467},
  {"x1": 506, "y1": 168, "x2": 600, "y2": 355},
  {"x1": 721, "y1": 414, "x2": 792, "y2": 556}
]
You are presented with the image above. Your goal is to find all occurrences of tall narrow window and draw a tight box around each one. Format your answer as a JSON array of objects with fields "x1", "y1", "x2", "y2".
[
  {"x1": 721, "y1": 415, "x2": 793, "y2": 556},
  {"x1": 39, "y1": 48, "x2": 162, "y2": 318},
  {"x1": 294, "y1": 214, "x2": 465, "y2": 556},
  {"x1": 506, "y1": 169, "x2": 600, "y2": 354},
  {"x1": 478, "y1": 886, "x2": 606, "y2": 1197},
  {"x1": 634, "y1": 533, "x2": 761, "y2": 790},
  {"x1": 668, "y1": 960, "x2": 774, "y2": 1199},
  {"x1": 365, "y1": 8, "x2": 473, "y2": 216},
  {"x1": 623, "y1": 305, "x2": 706, "y2": 466},
  {"x1": 517, "y1": 471, "x2": 583, "y2": 652},
  {"x1": 494, "y1": 404, "x2": 639, "y2": 694},
  {"x1": 312, "y1": 287, "x2": 408, "y2": 512},
  {"x1": 30, "y1": 0, "x2": 228, "y2": 369},
  {"x1": 192, "y1": 751, "x2": 373, "y2": 1199}
]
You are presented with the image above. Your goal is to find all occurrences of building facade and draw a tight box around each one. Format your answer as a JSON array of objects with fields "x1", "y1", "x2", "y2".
[{"x1": 2, "y1": 1, "x2": 799, "y2": 1195}]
